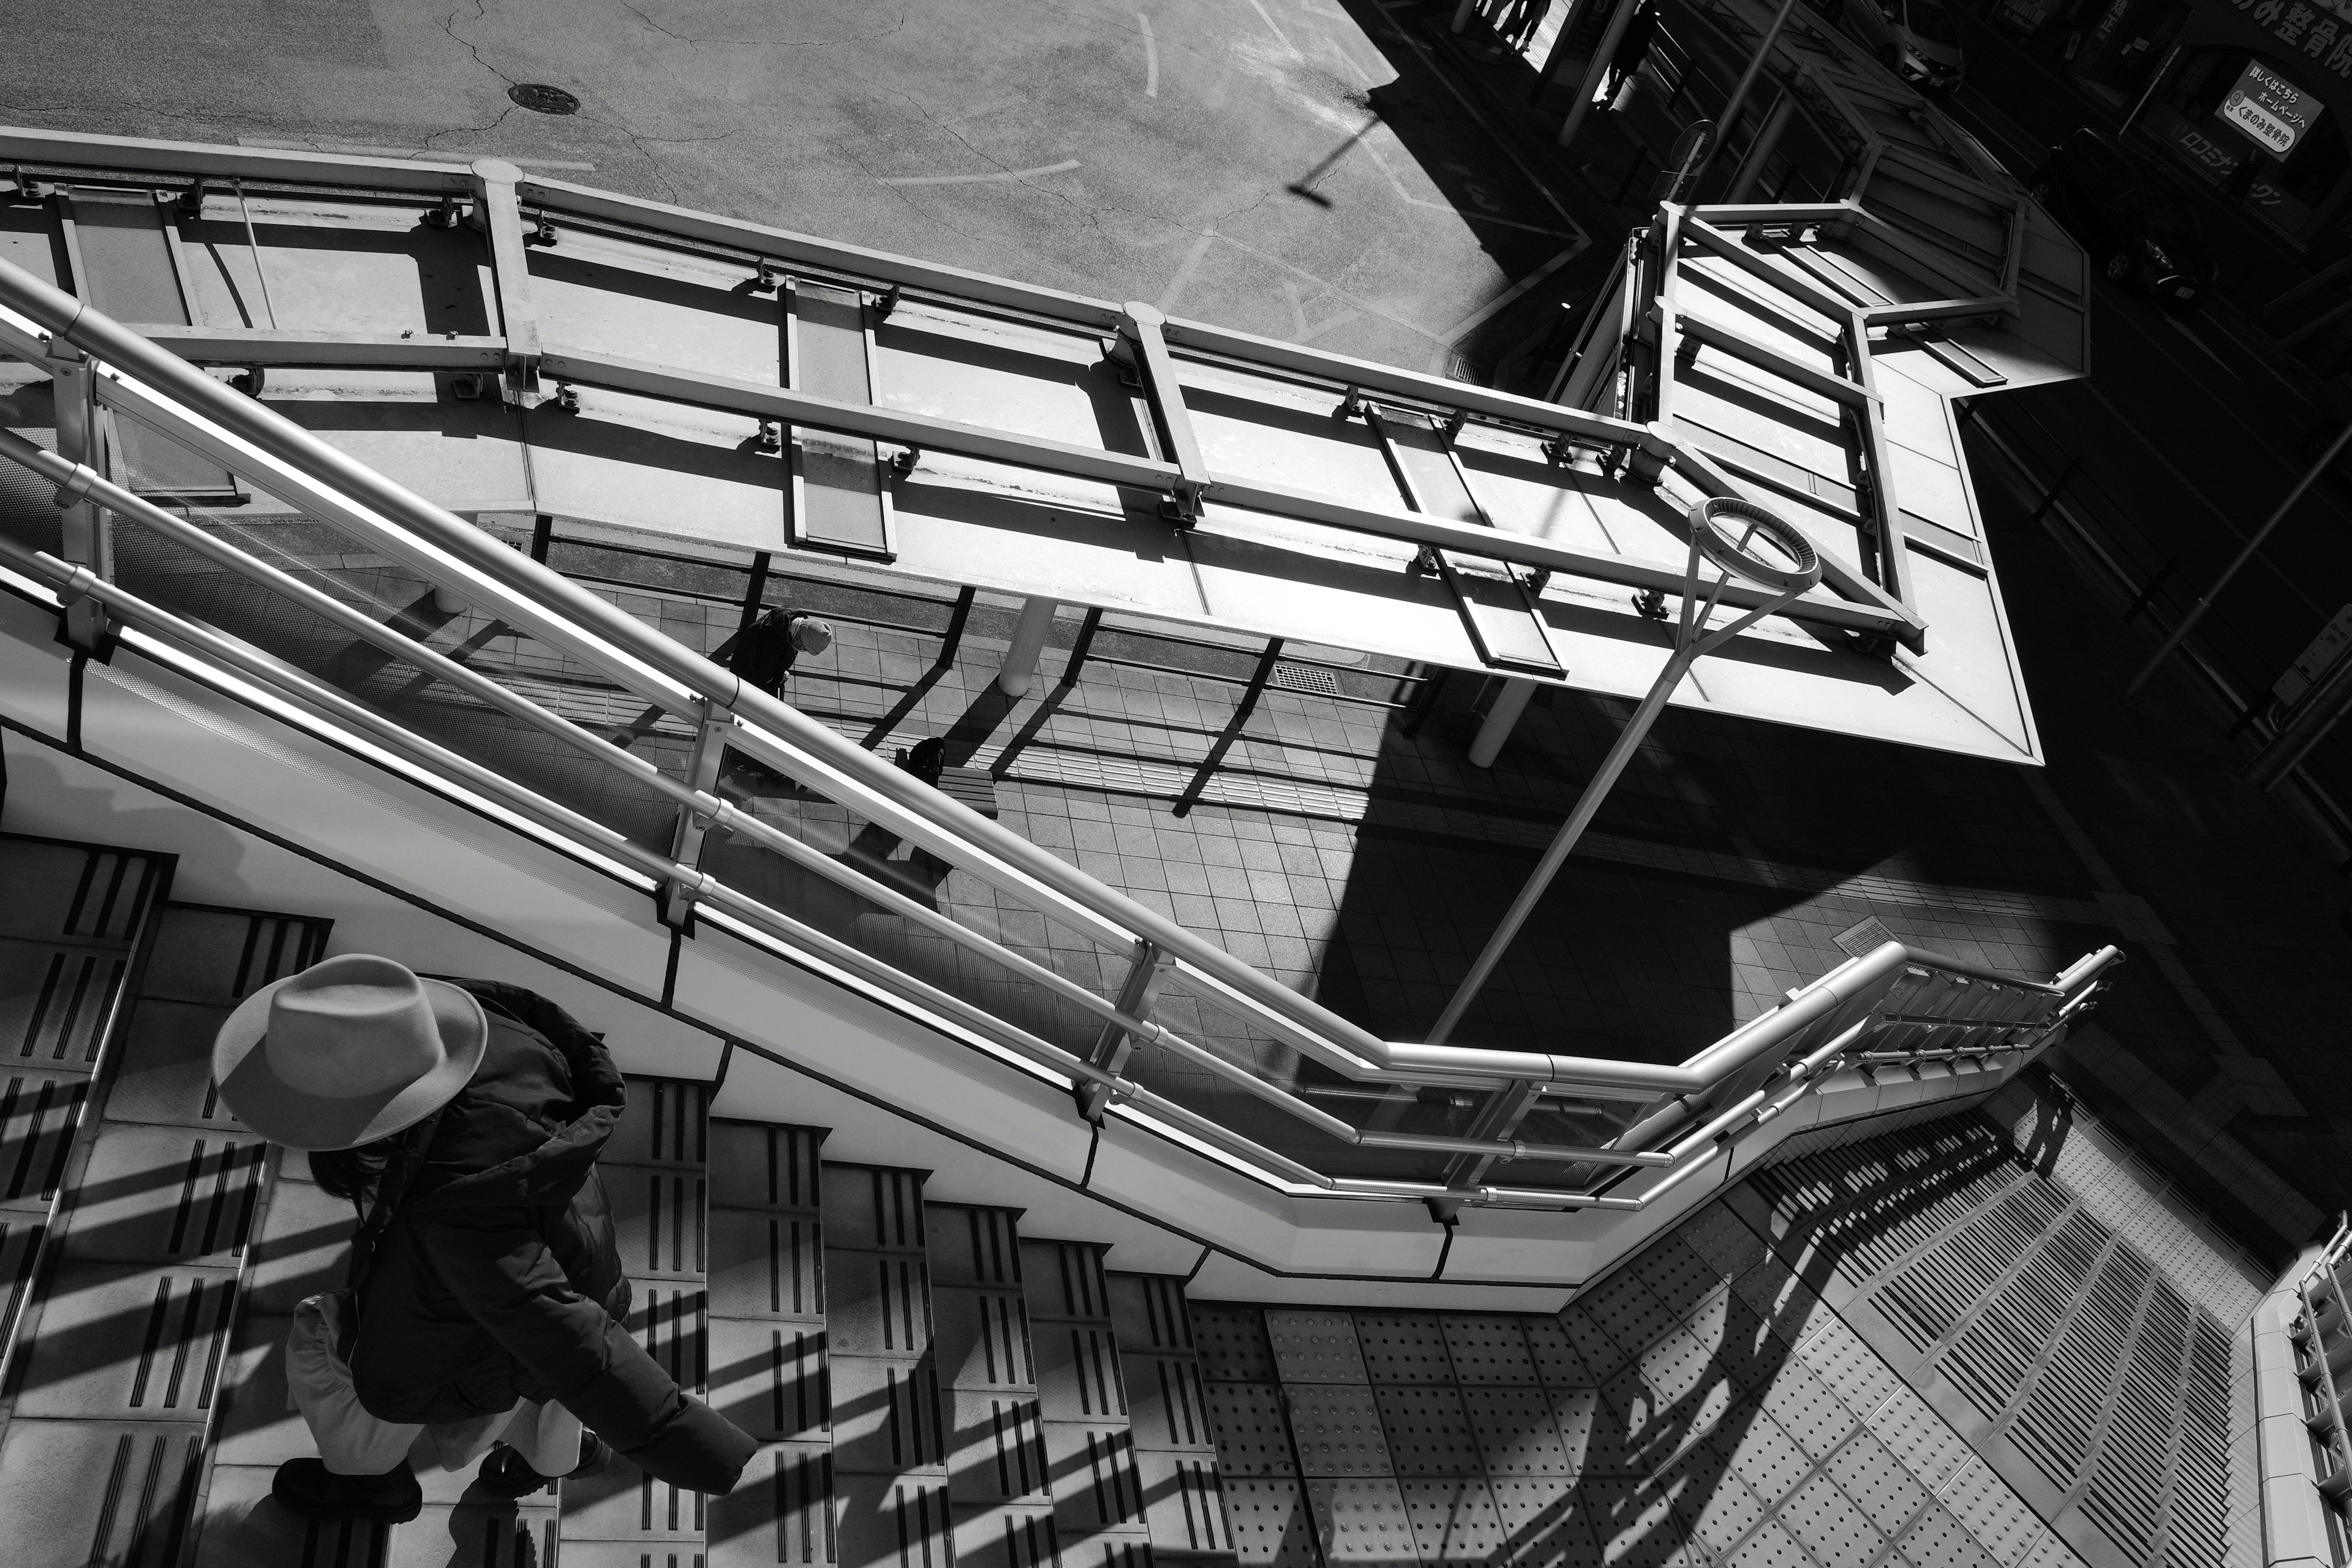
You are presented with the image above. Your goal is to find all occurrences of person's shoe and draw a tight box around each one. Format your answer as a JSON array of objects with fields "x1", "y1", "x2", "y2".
[
  {"x1": 476, "y1": 1442, "x2": 554, "y2": 1499},
  {"x1": 271, "y1": 1458, "x2": 423, "y2": 1523},
  {"x1": 476, "y1": 1434, "x2": 614, "y2": 1498}
]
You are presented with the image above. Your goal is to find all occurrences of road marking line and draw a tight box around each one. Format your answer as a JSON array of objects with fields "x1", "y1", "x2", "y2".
[
  {"x1": 237, "y1": 136, "x2": 595, "y2": 170},
  {"x1": 879, "y1": 160, "x2": 1082, "y2": 186},
  {"x1": 1212, "y1": 231, "x2": 1450, "y2": 344},
  {"x1": 1435, "y1": 246, "x2": 1581, "y2": 342},
  {"x1": 1139, "y1": 13, "x2": 1159, "y2": 96},
  {"x1": 1158, "y1": 228, "x2": 1220, "y2": 312},
  {"x1": 1244, "y1": 0, "x2": 1296, "y2": 50}
]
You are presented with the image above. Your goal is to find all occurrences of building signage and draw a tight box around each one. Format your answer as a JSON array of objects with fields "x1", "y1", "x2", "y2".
[
  {"x1": 2222, "y1": 59, "x2": 2325, "y2": 153},
  {"x1": 2225, "y1": 0, "x2": 2352, "y2": 82}
]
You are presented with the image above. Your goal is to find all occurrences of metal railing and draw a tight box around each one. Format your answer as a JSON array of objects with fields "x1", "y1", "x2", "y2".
[
  {"x1": 0, "y1": 256, "x2": 2122, "y2": 1209},
  {"x1": 2294, "y1": 1214, "x2": 2352, "y2": 1511}
]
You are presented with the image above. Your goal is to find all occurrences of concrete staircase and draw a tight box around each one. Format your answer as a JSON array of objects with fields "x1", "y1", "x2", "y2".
[{"x1": 0, "y1": 833, "x2": 1237, "y2": 1568}]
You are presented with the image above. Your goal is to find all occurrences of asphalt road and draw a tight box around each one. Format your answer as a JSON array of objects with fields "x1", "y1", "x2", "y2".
[{"x1": 4, "y1": 0, "x2": 1583, "y2": 375}]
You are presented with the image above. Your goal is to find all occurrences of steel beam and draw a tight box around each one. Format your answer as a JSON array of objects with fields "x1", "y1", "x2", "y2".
[
  {"x1": 469, "y1": 159, "x2": 542, "y2": 402},
  {"x1": 1120, "y1": 302, "x2": 1210, "y2": 516},
  {"x1": 118, "y1": 325, "x2": 510, "y2": 368}
]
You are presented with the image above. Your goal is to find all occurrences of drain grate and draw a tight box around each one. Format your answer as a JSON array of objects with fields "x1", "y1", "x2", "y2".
[{"x1": 1269, "y1": 663, "x2": 1341, "y2": 696}]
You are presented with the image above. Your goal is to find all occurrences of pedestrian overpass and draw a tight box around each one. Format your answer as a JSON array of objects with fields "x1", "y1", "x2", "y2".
[{"x1": 0, "y1": 123, "x2": 2328, "y2": 1568}]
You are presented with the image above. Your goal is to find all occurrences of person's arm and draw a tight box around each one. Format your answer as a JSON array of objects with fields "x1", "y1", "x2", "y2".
[{"x1": 426, "y1": 1207, "x2": 755, "y2": 1490}]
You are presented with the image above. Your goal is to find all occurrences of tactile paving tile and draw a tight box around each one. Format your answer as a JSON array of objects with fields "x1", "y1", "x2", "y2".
[
  {"x1": 57, "y1": 1122, "x2": 267, "y2": 1265},
  {"x1": 1354, "y1": 1312, "x2": 1455, "y2": 1384},
  {"x1": 1223, "y1": 1476, "x2": 1316, "y2": 1567},
  {"x1": 1488, "y1": 1474, "x2": 1595, "y2": 1567},
  {"x1": 1193, "y1": 1304, "x2": 1278, "y2": 1383},
  {"x1": 931, "y1": 1205, "x2": 1024, "y2": 1289},
  {"x1": 1551, "y1": 1384, "x2": 1625, "y2": 1477},
  {"x1": 1305, "y1": 1477, "x2": 1417, "y2": 1562},
  {"x1": 1370, "y1": 1381, "x2": 1483, "y2": 1477},
  {"x1": 1939, "y1": 1456, "x2": 2040, "y2": 1567},
  {"x1": 828, "y1": 1354, "x2": 945, "y2": 1474},
  {"x1": 1781, "y1": 1471, "x2": 1885, "y2": 1566},
  {"x1": 1521, "y1": 1318, "x2": 1593, "y2": 1390},
  {"x1": 1573, "y1": 1472, "x2": 1702, "y2": 1566},
  {"x1": 1793, "y1": 1311, "x2": 1900, "y2": 1419},
  {"x1": 1680, "y1": 1202, "x2": 1770, "y2": 1282},
  {"x1": 1400, "y1": 1476, "x2": 1508, "y2": 1564},
  {"x1": 1721, "y1": 1517, "x2": 1814, "y2": 1568},
  {"x1": 1894, "y1": 1499, "x2": 2003, "y2": 1568},
  {"x1": 1463, "y1": 1384, "x2": 1571, "y2": 1476},
  {"x1": 1633, "y1": 1235, "x2": 1721, "y2": 1321},
  {"x1": 1575, "y1": 1272, "x2": 1677, "y2": 1370},
  {"x1": 1560, "y1": 1306, "x2": 1631, "y2": 1384},
  {"x1": 1678, "y1": 1284, "x2": 1773, "y2": 1383},
  {"x1": 1267, "y1": 1309, "x2": 1368, "y2": 1384},
  {"x1": 1825, "y1": 1428, "x2": 1929, "y2": 1536},
  {"x1": 1676, "y1": 1452, "x2": 1768, "y2": 1555},
  {"x1": 1863, "y1": 1392, "x2": 1975, "y2": 1495},
  {"x1": 1757, "y1": 1362, "x2": 1856, "y2": 1460},
  {"x1": 1716, "y1": 1409, "x2": 1812, "y2": 1509},
  {"x1": 1205, "y1": 1382, "x2": 1297, "y2": 1476},
  {"x1": 1636, "y1": 1324, "x2": 1724, "y2": 1409},
  {"x1": 1439, "y1": 1314, "x2": 1539, "y2": 1385},
  {"x1": 708, "y1": 1441, "x2": 834, "y2": 1568},
  {"x1": 1289, "y1": 1383, "x2": 1395, "y2": 1476},
  {"x1": 9, "y1": 1259, "x2": 239, "y2": 1420},
  {"x1": 1126, "y1": 1352, "x2": 1212, "y2": 1451}
]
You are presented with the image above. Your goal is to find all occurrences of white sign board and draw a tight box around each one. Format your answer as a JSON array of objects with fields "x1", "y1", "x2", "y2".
[
  {"x1": 2274, "y1": 603, "x2": 2352, "y2": 709},
  {"x1": 2222, "y1": 61, "x2": 2323, "y2": 157}
]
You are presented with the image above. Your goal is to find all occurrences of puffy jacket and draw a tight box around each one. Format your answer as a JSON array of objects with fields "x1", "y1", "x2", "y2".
[{"x1": 347, "y1": 980, "x2": 755, "y2": 1493}]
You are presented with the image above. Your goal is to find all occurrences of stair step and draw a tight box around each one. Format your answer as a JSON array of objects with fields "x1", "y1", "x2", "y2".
[
  {"x1": 0, "y1": 896, "x2": 326, "y2": 1568},
  {"x1": 559, "y1": 1075, "x2": 714, "y2": 1567},
  {"x1": 930, "y1": 1202, "x2": 1054, "y2": 1568},
  {"x1": 709, "y1": 1121, "x2": 831, "y2": 1568},
  {"x1": 826, "y1": 1163, "x2": 951, "y2": 1568}
]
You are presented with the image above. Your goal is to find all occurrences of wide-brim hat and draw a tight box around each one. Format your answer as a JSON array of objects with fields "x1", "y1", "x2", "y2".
[{"x1": 212, "y1": 953, "x2": 488, "y2": 1152}]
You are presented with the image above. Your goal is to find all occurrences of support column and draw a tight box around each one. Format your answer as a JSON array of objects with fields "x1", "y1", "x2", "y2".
[
  {"x1": 1722, "y1": 90, "x2": 1796, "y2": 203},
  {"x1": 1468, "y1": 677, "x2": 1537, "y2": 767},
  {"x1": 997, "y1": 595, "x2": 1059, "y2": 696}
]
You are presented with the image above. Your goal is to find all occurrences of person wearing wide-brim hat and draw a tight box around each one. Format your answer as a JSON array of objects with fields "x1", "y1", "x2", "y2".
[{"x1": 216, "y1": 954, "x2": 755, "y2": 1523}]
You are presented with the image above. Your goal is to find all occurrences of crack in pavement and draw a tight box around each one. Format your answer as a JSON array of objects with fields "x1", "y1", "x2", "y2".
[{"x1": 616, "y1": 0, "x2": 911, "y2": 48}]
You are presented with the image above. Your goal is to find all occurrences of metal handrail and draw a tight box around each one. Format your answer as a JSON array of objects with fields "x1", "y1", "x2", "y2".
[
  {"x1": 2296, "y1": 1213, "x2": 2352, "y2": 1504},
  {"x1": 0, "y1": 256, "x2": 2115, "y2": 1133},
  {"x1": 0, "y1": 507, "x2": 2110, "y2": 1207}
]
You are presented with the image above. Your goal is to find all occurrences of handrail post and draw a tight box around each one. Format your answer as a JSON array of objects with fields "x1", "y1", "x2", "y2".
[
  {"x1": 1076, "y1": 938, "x2": 1175, "y2": 1122},
  {"x1": 48, "y1": 348, "x2": 113, "y2": 655},
  {"x1": 658, "y1": 699, "x2": 732, "y2": 931}
]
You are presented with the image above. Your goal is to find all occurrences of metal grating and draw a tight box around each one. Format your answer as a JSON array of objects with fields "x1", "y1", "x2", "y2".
[{"x1": 1749, "y1": 1115, "x2": 2236, "y2": 1568}]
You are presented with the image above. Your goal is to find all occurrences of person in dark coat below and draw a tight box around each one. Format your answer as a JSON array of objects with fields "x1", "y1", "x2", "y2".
[{"x1": 212, "y1": 954, "x2": 757, "y2": 1523}]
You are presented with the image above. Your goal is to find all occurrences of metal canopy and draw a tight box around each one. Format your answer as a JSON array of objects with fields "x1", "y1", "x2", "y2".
[{"x1": 0, "y1": 121, "x2": 2078, "y2": 763}]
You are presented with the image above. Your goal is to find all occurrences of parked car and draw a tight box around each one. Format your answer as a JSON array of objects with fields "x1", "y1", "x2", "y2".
[
  {"x1": 2029, "y1": 129, "x2": 2218, "y2": 312},
  {"x1": 1814, "y1": 0, "x2": 1966, "y2": 92}
]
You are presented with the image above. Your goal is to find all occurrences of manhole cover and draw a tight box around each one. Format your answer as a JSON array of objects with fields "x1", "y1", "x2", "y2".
[{"x1": 508, "y1": 83, "x2": 580, "y2": 115}]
